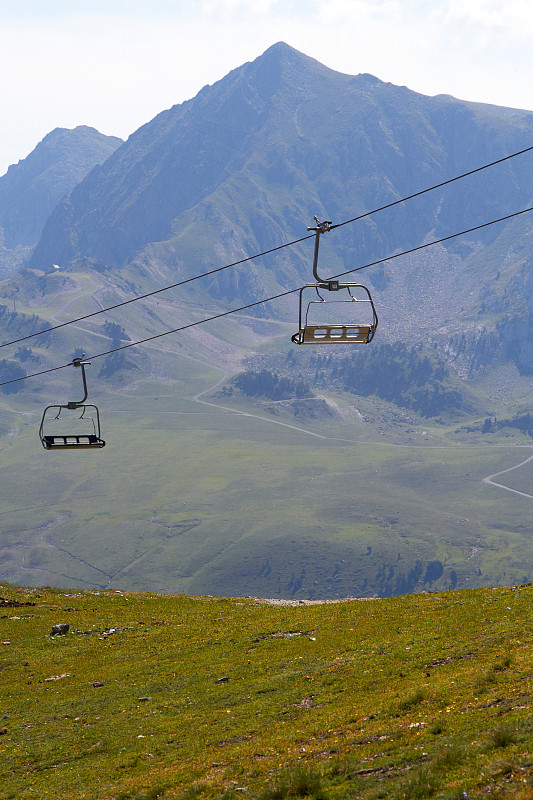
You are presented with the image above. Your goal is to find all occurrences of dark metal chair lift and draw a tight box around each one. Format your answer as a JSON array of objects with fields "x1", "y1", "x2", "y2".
[{"x1": 39, "y1": 357, "x2": 105, "y2": 450}]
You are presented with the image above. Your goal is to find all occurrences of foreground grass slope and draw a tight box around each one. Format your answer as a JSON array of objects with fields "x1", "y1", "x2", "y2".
[{"x1": 2, "y1": 583, "x2": 533, "y2": 799}]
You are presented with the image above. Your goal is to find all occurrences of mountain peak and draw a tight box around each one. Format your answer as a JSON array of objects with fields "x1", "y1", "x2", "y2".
[
  {"x1": 0, "y1": 126, "x2": 122, "y2": 259},
  {"x1": 254, "y1": 40, "x2": 337, "y2": 77},
  {"x1": 28, "y1": 42, "x2": 533, "y2": 319},
  {"x1": 235, "y1": 41, "x2": 338, "y2": 105},
  {"x1": 260, "y1": 41, "x2": 295, "y2": 56},
  {"x1": 39, "y1": 125, "x2": 120, "y2": 146}
]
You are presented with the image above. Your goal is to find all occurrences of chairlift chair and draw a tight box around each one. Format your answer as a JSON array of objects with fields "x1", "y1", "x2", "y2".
[
  {"x1": 39, "y1": 357, "x2": 105, "y2": 450},
  {"x1": 291, "y1": 217, "x2": 378, "y2": 345},
  {"x1": 292, "y1": 282, "x2": 378, "y2": 345}
]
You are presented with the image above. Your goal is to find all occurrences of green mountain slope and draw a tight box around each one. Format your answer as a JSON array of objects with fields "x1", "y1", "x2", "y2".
[
  {"x1": 1, "y1": 261, "x2": 533, "y2": 599},
  {"x1": 29, "y1": 44, "x2": 533, "y2": 274},
  {"x1": 26, "y1": 42, "x2": 533, "y2": 377},
  {"x1": 2, "y1": 582, "x2": 533, "y2": 799}
]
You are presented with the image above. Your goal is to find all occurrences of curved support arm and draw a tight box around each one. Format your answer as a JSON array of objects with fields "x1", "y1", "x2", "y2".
[
  {"x1": 307, "y1": 216, "x2": 332, "y2": 283},
  {"x1": 67, "y1": 356, "x2": 91, "y2": 408}
]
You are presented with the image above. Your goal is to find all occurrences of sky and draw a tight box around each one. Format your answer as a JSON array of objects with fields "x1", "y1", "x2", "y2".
[{"x1": 1, "y1": 0, "x2": 533, "y2": 177}]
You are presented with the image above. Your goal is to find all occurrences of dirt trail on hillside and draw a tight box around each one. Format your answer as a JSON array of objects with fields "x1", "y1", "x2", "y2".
[{"x1": 482, "y1": 452, "x2": 533, "y2": 499}]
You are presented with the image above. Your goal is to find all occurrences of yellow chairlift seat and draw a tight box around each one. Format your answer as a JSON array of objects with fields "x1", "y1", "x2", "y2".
[{"x1": 293, "y1": 323, "x2": 374, "y2": 345}]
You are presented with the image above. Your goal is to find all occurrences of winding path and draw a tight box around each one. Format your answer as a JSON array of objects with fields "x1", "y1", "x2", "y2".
[
  {"x1": 482, "y1": 453, "x2": 533, "y2": 499},
  {"x1": 191, "y1": 372, "x2": 360, "y2": 442},
  {"x1": 23, "y1": 284, "x2": 533, "y2": 498}
]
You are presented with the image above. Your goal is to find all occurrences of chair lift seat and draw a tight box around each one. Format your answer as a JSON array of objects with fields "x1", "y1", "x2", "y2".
[
  {"x1": 292, "y1": 323, "x2": 375, "y2": 345},
  {"x1": 42, "y1": 433, "x2": 105, "y2": 449}
]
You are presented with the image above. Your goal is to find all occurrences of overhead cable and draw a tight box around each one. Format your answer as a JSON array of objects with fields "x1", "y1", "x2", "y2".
[
  {"x1": 2, "y1": 203, "x2": 532, "y2": 388},
  {"x1": 2, "y1": 143, "x2": 533, "y2": 352},
  {"x1": 0, "y1": 234, "x2": 315, "y2": 350},
  {"x1": 331, "y1": 144, "x2": 533, "y2": 230},
  {"x1": 332, "y1": 206, "x2": 533, "y2": 280}
]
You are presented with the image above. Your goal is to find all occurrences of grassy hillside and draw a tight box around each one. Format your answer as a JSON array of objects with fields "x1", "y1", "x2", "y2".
[
  {"x1": 2, "y1": 265, "x2": 533, "y2": 598},
  {"x1": 2, "y1": 583, "x2": 533, "y2": 799},
  {"x1": 3, "y1": 364, "x2": 533, "y2": 598}
]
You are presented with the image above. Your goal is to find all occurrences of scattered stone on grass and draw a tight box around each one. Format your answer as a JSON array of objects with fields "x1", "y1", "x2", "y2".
[
  {"x1": 0, "y1": 597, "x2": 35, "y2": 608},
  {"x1": 51, "y1": 624, "x2": 69, "y2": 636}
]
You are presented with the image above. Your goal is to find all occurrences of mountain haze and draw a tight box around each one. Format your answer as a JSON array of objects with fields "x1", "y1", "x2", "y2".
[
  {"x1": 27, "y1": 43, "x2": 533, "y2": 374},
  {"x1": 0, "y1": 126, "x2": 122, "y2": 276},
  {"x1": 30, "y1": 44, "x2": 533, "y2": 273}
]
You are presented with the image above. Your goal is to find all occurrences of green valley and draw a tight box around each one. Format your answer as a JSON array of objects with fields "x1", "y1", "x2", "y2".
[{"x1": 1, "y1": 263, "x2": 533, "y2": 598}]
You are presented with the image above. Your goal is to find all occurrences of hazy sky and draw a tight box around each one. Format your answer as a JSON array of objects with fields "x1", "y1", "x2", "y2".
[{"x1": 1, "y1": 0, "x2": 532, "y2": 176}]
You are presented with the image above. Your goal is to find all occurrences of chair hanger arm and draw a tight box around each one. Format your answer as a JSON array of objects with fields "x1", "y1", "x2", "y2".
[{"x1": 67, "y1": 356, "x2": 91, "y2": 408}]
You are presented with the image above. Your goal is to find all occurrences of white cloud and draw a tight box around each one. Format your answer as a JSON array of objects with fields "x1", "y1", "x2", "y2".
[
  {"x1": 0, "y1": 0, "x2": 532, "y2": 175},
  {"x1": 443, "y1": 0, "x2": 533, "y2": 42},
  {"x1": 201, "y1": 0, "x2": 282, "y2": 15}
]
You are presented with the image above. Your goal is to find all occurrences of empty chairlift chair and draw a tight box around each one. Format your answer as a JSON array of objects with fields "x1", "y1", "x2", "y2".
[
  {"x1": 39, "y1": 357, "x2": 106, "y2": 450},
  {"x1": 291, "y1": 218, "x2": 378, "y2": 346}
]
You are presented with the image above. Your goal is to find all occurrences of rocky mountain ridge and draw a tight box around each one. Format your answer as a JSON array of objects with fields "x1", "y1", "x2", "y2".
[
  {"x1": 2, "y1": 43, "x2": 533, "y2": 382},
  {"x1": 24, "y1": 43, "x2": 533, "y2": 379},
  {"x1": 0, "y1": 126, "x2": 122, "y2": 277}
]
